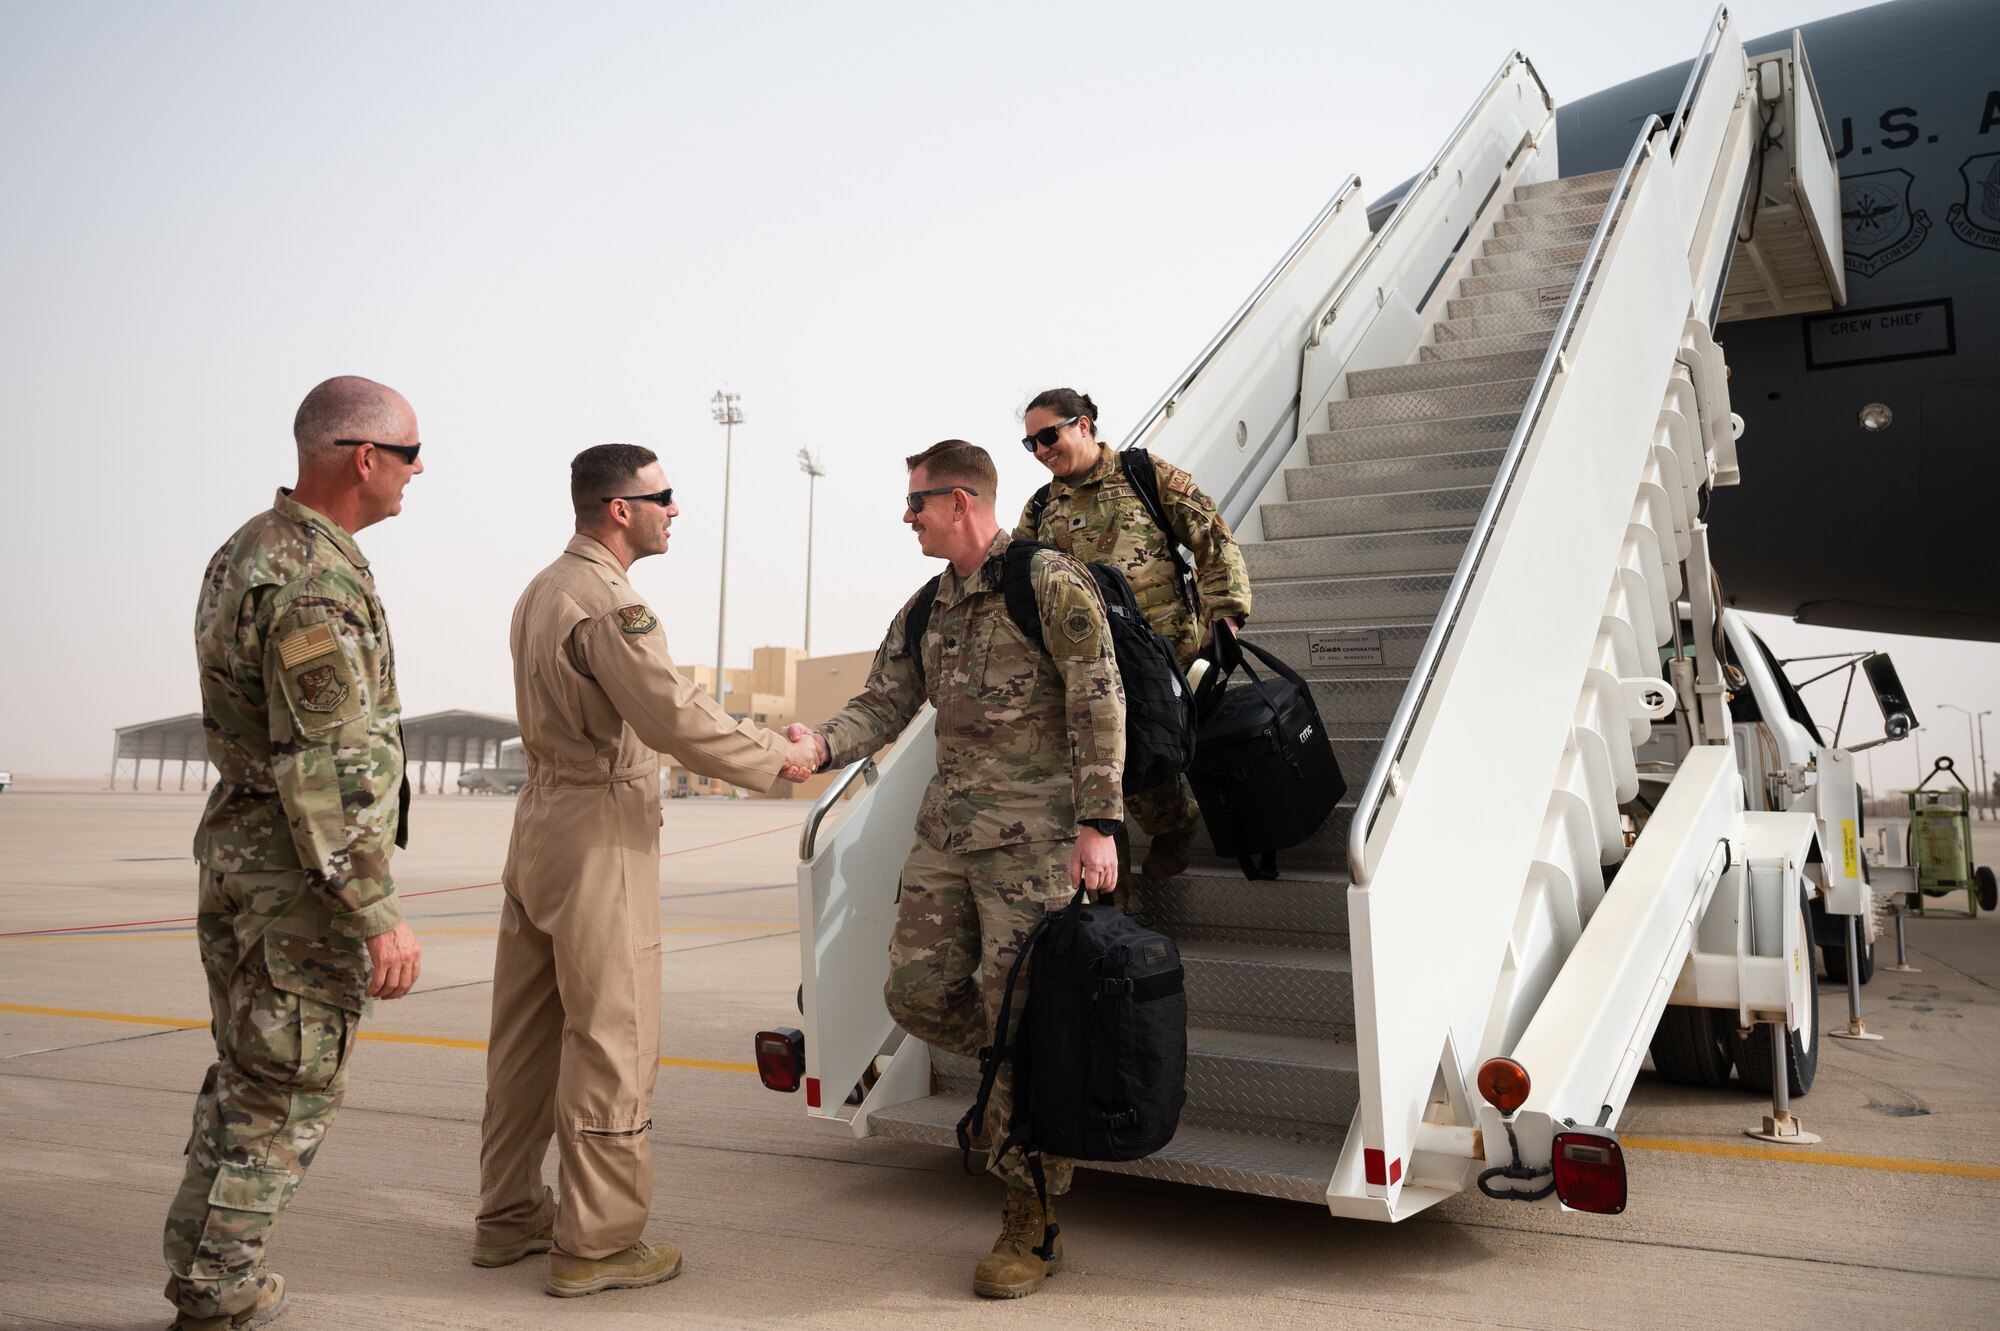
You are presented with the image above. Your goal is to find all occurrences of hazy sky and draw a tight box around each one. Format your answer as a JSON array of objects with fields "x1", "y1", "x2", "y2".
[{"x1": 3, "y1": 0, "x2": 1990, "y2": 792}]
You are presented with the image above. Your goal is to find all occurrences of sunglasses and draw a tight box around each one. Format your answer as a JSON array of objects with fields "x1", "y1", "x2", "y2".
[
  {"x1": 1020, "y1": 415, "x2": 1079, "y2": 453},
  {"x1": 335, "y1": 438, "x2": 421, "y2": 464},
  {"x1": 602, "y1": 487, "x2": 674, "y2": 507},
  {"x1": 907, "y1": 486, "x2": 977, "y2": 513}
]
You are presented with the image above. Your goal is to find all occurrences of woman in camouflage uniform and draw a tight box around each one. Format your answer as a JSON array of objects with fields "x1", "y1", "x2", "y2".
[{"x1": 1014, "y1": 388, "x2": 1253, "y2": 888}]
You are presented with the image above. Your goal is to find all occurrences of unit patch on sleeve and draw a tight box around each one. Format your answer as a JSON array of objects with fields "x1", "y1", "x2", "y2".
[
  {"x1": 1165, "y1": 467, "x2": 1193, "y2": 494},
  {"x1": 1050, "y1": 583, "x2": 1100, "y2": 659},
  {"x1": 615, "y1": 605, "x2": 658, "y2": 635},
  {"x1": 276, "y1": 624, "x2": 338, "y2": 669},
  {"x1": 294, "y1": 664, "x2": 350, "y2": 713}
]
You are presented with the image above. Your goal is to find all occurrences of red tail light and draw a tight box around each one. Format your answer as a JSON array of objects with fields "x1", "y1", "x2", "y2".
[
  {"x1": 1551, "y1": 1130, "x2": 1626, "y2": 1214},
  {"x1": 754, "y1": 1028, "x2": 804, "y2": 1093}
]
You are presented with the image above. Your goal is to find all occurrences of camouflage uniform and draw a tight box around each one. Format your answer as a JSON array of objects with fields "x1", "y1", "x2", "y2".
[
  {"x1": 817, "y1": 529, "x2": 1124, "y2": 1193},
  {"x1": 1016, "y1": 448, "x2": 1254, "y2": 882},
  {"x1": 164, "y1": 489, "x2": 407, "y2": 1321}
]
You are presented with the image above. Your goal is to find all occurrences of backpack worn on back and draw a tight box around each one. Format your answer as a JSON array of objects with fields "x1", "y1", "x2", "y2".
[
  {"x1": 902, "y1": 542, "x2": 1197, "y2": 796},
  {"x1": 1187, "y1": 622, "x2": 1346, "y2": 881},
  {"x1": 1024, "y1": 447, "x2": 1198, "y2": 619},
  {"x1": 956, "y1": 885, "x2": 1188, "y2": 1251}
]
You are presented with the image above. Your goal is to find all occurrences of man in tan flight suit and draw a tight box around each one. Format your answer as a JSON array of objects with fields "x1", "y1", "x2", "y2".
[{"x1": 474, "y1": 443, "x2": 818, "y2": 1298}]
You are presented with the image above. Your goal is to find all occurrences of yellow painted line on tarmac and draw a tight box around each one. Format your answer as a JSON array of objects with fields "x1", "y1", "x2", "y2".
[
  {"x1": 1621, "y1": 1135, "x2": 2000, "y2": 1181},
  {"x1": 0, "y1": 1001, "x2": 757, "y2": 1074}
]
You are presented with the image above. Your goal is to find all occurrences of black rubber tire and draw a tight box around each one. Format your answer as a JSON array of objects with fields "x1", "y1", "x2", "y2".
[
  {"x1": 1649, "y1": 1004, "x2": 1735, "y2": 1087},
  {"x1": 1735, "y1": 894, "x2": 1820, "y2": 1098},
  {"x1": 1978, "y1": 866, "x2": 1997, "y2": 914},
  {"x1": 1823, "y1": 930, "x2": 1875, "y2": 986}
]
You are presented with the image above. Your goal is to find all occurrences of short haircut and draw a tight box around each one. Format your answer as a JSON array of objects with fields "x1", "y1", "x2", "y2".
[
  {"x1": 572, "y1": 443, "x2": 660, "y2": 522},
  {"x1": 904, "y1": 439, "x2": 998, "y2": 500},
  {"x1": 293, "y1": 375, "x2": 408, "y2": 462}
]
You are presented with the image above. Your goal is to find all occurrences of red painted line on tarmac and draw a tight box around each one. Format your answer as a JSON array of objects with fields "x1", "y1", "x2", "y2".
[{"x1": 0, "y1": 821, "x2": 803, "y2": 938}]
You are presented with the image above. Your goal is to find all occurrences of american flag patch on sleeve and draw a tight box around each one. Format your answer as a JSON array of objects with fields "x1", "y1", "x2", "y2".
[{"x1": 276, "y1": 624, "x2": 338, "y2": 669}]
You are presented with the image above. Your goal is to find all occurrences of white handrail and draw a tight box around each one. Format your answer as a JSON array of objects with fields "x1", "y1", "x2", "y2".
[
  {"x1": 1305, "y1": 49, "x2": 1553, "y2": 350},
  {"x1": 1667, "y1": 5, "x2": 1730, "y2": 151},
  {"x1": 1346, "y1": 115, "x2": 1663, "y2": 886},
  {"x1": 798, "y1": 757, "x2": 876, "y2": 860}
]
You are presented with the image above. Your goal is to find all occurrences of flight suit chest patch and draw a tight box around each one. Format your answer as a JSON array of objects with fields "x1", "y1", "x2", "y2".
[{"x1": 616, "y1": 605, "x2": 658, "y2": 635}]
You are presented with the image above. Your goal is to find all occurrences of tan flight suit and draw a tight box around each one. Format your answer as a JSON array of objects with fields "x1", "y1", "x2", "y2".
[{"x1": 476, "y1": 533, "x2": 788, "y2": 1261}]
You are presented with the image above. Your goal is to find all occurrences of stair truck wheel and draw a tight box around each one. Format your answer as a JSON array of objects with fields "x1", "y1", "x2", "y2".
[
  {"x1": 1978, "y1": 866, "x2": 1997, "y2": 915},
  {"x1": 1734, "y1": 894, "x2": 1820, "y2": 1098},
  {"x1": 1649, "y1": 1005, "x2": 1736, "y2": 1087}
]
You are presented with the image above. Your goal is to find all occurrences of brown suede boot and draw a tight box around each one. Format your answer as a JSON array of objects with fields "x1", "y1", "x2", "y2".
[
  {"x1": 546, "y1": 1241, "x2": 682, "y2": 1298},
  {"x1": 972, "y1": 1190, "x2": 1062, "y2": 1299},
  {"x1": 168, "y1": 1273, "x2": 287, "y2": 1330},
  {"x1": 472, "y1": 1215, "x2": 555, "y2": 1268}
]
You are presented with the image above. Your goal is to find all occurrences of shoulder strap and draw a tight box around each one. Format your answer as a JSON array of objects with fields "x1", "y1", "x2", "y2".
[
  {"x1": 901, "y1": 574, "x2": 943, "y2": 686},
  {"x1": 1120, "y1": 449, "x2": 1199, "y2": 617},
  {"x1": 1026, "y1": 483, "x2": 1053, "y2": 538},
  {"x1": 1000, "y1": 541, "x2": 1052, "y2": 651}
]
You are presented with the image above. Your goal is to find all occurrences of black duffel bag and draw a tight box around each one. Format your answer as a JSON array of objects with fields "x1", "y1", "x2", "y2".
[{"x1": 1188, "y1": 622, "x2": 1345, "y2": 880}]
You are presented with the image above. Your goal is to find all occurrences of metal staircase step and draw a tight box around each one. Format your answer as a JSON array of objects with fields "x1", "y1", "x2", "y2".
[
  {"x1": 1456, "y1": 262, "x2": 1581, "y2": 299},
  {"x1": 1322, "y1": 377, "x2": 1531, "y2": 431},
  {"x1": 1433, "y1": 307, "x2": 1563, "y2": 345},
  {"x1": 1503, "y1": 186, "x2": 1612, "y2": 219},
  {"x1": 1129, "y1": 861, "x2": 1351, "y2": 945},
  {"x1": 1303, "y1": 412, "x2": 1520, "y2": 465},
  {"x1": 1285, "y1": 448, "x2": 1502, "y2": 503},
  {"x1": 1239, "y1": 525, "x2": 1472, "y2": 582},
  {"x1": 1344, "y1": 348, "x2": 1545, "y2": 397},
  {"x1": 1244, "y1": 619, "x2": 1436, "y2": 676},
  {"x1": 1512, "y1": 168, "x2": 1621, "y2": 200},
  {"x1": 1420, "y1": 330, "x2": 1553, "y2": 361},
  {"x1": 1448, "y1": 284, "x2": 1574, "y2": 319},
  {"x1": 1249, "y1": 569, "x2": 1451, "y2": 626},
  {"x1": 1261, "y1": 483, "x2": 1490, "y2": 538},
  {"x1": 1179, "y1": 941, "x2": 1356, "y2": 1041},
  {"x1": 863, "y1": 1092, "x2": 1342, "y2": 1203},
  {"x1": 1472, "y1": 240, "x2": 1590, "y2": 276},
  {"x1": 1191, "y1": 795, "x2": 1357, "y2": 870},
  {"x1": 1483, "y1": 219, "x2": 1599, "y2": 255},
  {"x1": 1493, "y1": 201, "x2": 1607, "y2": 237}
]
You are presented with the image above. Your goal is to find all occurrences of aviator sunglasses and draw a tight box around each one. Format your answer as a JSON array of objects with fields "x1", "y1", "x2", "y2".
[
  {"x1": 334, "y1": 438, "x2": 422, "y2": 464},
  {"x1": 1020, "y1": 415, "x2": 1079, "y2": 453}
]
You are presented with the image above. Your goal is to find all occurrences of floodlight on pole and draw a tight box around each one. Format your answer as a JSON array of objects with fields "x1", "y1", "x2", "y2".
[
  {"x1": 712, "y1": 389, "x2": 743, "y2": 712},
  {"x1": 797, "y1": 447, "x2": 825, "y2": 656}
]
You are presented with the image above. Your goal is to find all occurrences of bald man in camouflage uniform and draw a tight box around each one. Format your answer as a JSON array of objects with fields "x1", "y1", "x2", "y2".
[
  {"x1": 163, "y1": 376, "x2": 425, "y2": 1331},
  {"x1": 1015, "y1": 391, "x2": 1253, "y2": 889},
  {"x1": 793, "y1": 440, "x2": 1124, "y2": 1300}
]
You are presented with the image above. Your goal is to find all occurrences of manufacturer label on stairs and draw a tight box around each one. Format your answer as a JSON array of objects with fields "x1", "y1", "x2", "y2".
[{"x1": 1309, "y1": 629, "x2": 1385, "y2": 668}]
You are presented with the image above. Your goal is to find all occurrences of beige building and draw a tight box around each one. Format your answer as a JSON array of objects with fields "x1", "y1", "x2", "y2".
[{"x1": 662, "y1": 645, "x2": 882, "y2": 801}]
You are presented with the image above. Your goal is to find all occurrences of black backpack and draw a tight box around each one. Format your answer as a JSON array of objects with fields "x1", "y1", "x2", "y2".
[
  {"x1": 903, "y1": 543, "x2": 1197, "y2": 796},
  {"x1": 1187, "y1": 623, "x2": 1346, "y2": 881},
  {"x1": 956, "y1": 885, "x2": 1188, "y2": 1251},
  {"x1": 1024, "y1": 447, "x2": 1198, "y2": 620}
]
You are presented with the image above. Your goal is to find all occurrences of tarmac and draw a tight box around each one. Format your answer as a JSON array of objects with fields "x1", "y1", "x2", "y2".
[{"x1": 1, "y1": 790, "x2": 1996, "y2": 1330}]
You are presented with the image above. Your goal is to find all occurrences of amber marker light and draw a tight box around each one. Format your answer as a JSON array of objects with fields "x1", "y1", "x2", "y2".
[{"x1": 1477, "y1": 1057, "x2": 1531, "y2": 1115}]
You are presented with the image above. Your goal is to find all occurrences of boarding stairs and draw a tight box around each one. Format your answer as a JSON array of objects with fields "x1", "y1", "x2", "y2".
[{"x1": 793, "y1": 8, "x2": 1846, "y2": 1219}]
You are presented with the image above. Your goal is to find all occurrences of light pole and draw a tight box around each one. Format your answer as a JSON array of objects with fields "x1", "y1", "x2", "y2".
[
  {"x1": 711, "y1": 389, "x2": 743, "y2": 712},
  {"x1": 797, "y1": 447, "x2": 825, "y2": 656},
  {"x1": 1941, "y1": 703, "x2": 1993, "y2": 819},
  {"x1": 1982, "y1": 710, "x2": 1994, "y2": 819},
  {"x1": 1939, "y1": 703, "x2": 1978, "y2": 813}
]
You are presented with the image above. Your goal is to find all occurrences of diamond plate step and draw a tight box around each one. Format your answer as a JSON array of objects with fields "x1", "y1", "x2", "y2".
[
  {"x1": 1180, "y1": 942, "x2": 1356, "y2": 1041},
  {"x1": 864, "y1": 1092, "x2": 1342, "y2": 1203},
  {"x1": 1432, "y1": 307, "x2": 1563, "y2": 344},
  {"x1": 1128, "y1": 862, "x2": 1351, "y2": 946},
  {"x1": 1285, "y1": 449, "x2": 1502, "y2": 503},
  {"x1": 1248, "y1": 570, "x2": 1450, "y2": 627},
  {"x1": 1448, "y1": 284, "x2": 1575, "y2": 319},
  {"x1": 1456, "y1": 262, "x2": 1582, "y2": 299},
  {"x1": 1239, "y1": 525, "x2": 1472, "y2": 582},
  {"x1": 1303, "y1": 411, "x2": 1520, "y2": 465},
  {"x1": 1472, "y1": 239, "x2": 1590, "y2": 276},
  {"x1": 1322, "y1": 377, "x2": 1531, "y2": 431},
  {"x1": 1503, "y1": 186, "x2": 1612, "y2": 219},
  {"x1": 1245, "y1": 620, "x2": 1436, "y2": 676},
  {"x1": 1483, "y1": 219, "x2": 1599, "y2": 255},
  {"x1": 1513, "y1": 168, "x2": 1620, "y2": 200},
  {"x1": 1191, "y1": 795, "x2": 1357, "y2": 871},
  {"x1": 1344, "y1": 348, "x2": 1545, "y2": 397},
  {"x1": 1262, "y1": 484, "x2": 1490, "y2": 538},
  {"x1": 1493, "y1": 202, "x2": 1607, "y2": 237},
  {"x1": 1420, "y1": 330, "x2": 1553, "y2": 362}
]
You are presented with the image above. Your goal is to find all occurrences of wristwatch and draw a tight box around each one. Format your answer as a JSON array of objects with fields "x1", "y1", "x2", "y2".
[{"x1": 1080, "y1": 818, "x2": 1121, "y2": 837}]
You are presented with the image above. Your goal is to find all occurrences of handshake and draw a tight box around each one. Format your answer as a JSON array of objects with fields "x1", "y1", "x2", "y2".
[{"x1": 776, "y1": 723, "x2": 832, "y2": 785}]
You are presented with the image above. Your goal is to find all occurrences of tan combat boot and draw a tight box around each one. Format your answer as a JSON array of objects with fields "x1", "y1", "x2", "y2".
[
  {"x1": 472, "y1": 1216, "x2": 555, "y2": 1268},
  {"x1": 972, "y1": 1190, "x2": 1062, "y2": 1299},
  {"x1": 546, "y1": 1241, "x2": 683, "y2": 1298},
  {"x1": 169, "y1": 1273, "x2": 287, "y2": 1330}
]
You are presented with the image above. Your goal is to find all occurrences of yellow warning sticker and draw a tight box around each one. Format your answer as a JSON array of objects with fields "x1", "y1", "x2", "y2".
[{"x1": 1841, "y1": 818, "x2": 1859, "y2": 881}]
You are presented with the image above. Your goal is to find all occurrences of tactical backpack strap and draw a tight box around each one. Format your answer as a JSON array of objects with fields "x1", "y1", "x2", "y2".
[
  {"x1": 999, "y1": 541, "x2": 1056, "y2": 651},
  {"x1": 901, "y1": 574, "x2": 943, "y2": 688},
  {"x1": 1025, "y1": 483, "x2": 1053, "y2": 538},
  {"x1": 1120, "y1": 449, "x2": 1199, "y2": 618},
  {"x1": 955, "y1": 896, "x2": 1061, "y2": 1175}
]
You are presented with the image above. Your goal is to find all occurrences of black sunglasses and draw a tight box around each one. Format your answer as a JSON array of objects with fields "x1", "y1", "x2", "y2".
[
  {"x1": 335, "y1": 438, "x2": 421, "y2": 464},
  {"x1": 602, "y1": 487, "x2": 674, "y2": 507},
  {"x1": 907, "y1": 486, "x2": 977, "y2": 513},
  {"x1": 1020, "y1": 415, "x2": 1079, "y2": 453}
]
